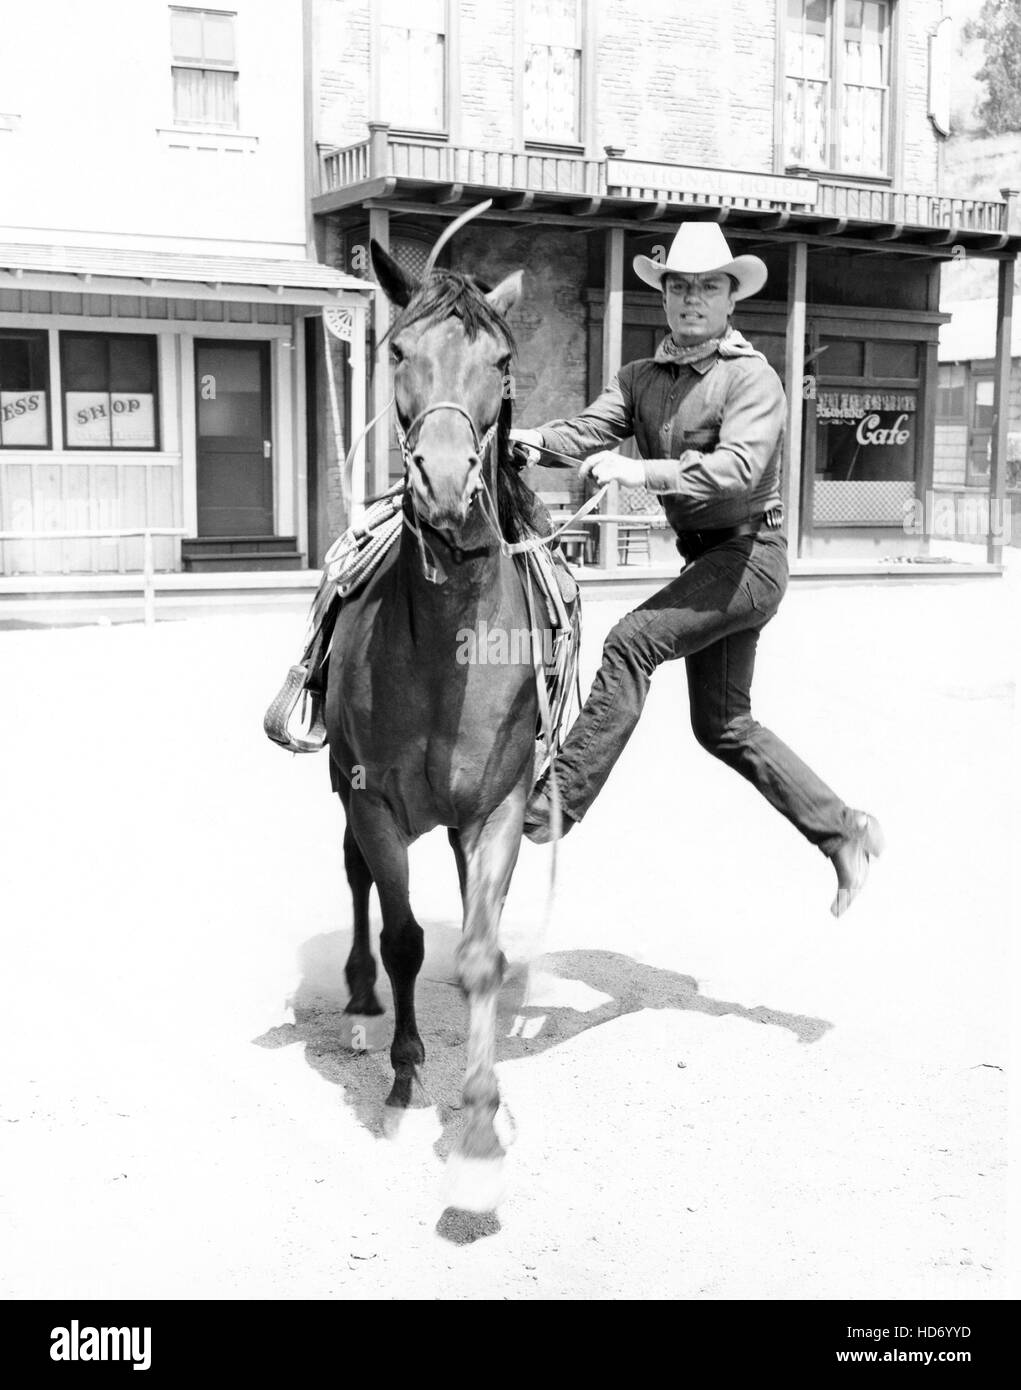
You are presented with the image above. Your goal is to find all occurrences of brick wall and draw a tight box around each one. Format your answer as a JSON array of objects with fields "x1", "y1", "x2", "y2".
[
  {"x1": 901, "y1": 0, "x2": 941, "y2": 190},
  {"x1": 596, "y1": 0, "x2": 776, "y2": 172},
  {"x1": 314, "y1": 1, "x2": 940, "y2": 188}
]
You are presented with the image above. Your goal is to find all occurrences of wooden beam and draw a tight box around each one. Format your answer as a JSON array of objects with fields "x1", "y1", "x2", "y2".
[
  {"x1": 754, "y1": 211, "x2": 791, "y2": 231},
  {"x1": 499, "y1": 191, "x2": 534, "y2": 212},
  {"x1": 783, "y1": 241, "x2": 807, "y2": 557},
  {"x1": 597, "y1": 226, "x2": 625, "y2": 570},
  {"x1": 353, "y1": 197, "x2": 1019, "y2": 260},
  {"x1": 637, "y1": 199, "x2": 669, "y2": 220},
  {"x1": 988, "y1": 257, "x2": 1013, "y2": 564},
  {"x1": 368, "y1": 205, "x2": 391, "y2": 504},
  {"x1": 432, "y1": 182, "x2": 464, "y2": 205},
  {"x1": 568, "y1": 196, "x2": 603, "y2": 217}
]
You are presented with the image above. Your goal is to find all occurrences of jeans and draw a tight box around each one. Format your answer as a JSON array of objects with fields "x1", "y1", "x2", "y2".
[{"x1": 553, "y1": 530, "x2": 854, "y2": 855}]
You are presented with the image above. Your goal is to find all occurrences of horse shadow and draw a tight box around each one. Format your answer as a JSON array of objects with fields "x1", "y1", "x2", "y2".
[{"x1": 253, "y1": 923, "x2": 832, "y2": 1159}]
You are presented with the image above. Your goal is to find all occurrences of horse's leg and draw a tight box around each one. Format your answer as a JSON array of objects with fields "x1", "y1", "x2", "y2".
[
  {"x1": 446, "y1": 777, "x2": 527, "y2": 1212},
  {"x1": 337, "y1": 781, "x2": 384, "y2": 1016},
  {"x1": 346, "y1": 794, "x2": 424, "y2": 1108}
]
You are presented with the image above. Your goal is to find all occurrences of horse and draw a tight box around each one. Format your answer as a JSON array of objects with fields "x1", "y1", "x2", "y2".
[{"x1": 323, "y1": 241, "x2": 549, "y2": 1211}]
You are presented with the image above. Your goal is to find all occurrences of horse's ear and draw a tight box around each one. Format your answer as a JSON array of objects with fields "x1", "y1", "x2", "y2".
[
  {"x1": 370, "y1": 240, "x2": 418, "y2": 308},
  {"x1": 485, "y1": 270, "x2": 523, "y2": 317}
]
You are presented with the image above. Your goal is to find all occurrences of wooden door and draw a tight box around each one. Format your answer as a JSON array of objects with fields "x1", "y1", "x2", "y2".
[{"x1": 195, "y1": 341, "x2": 272, "y2": 536}]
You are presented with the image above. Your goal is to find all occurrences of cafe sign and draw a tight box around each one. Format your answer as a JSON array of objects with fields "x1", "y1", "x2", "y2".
[{"x1": 816, "y1": 390, "x2": 916, "y2": 423}]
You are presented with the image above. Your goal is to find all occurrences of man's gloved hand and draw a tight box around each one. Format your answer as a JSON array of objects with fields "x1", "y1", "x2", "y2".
[
  {"x1": 579, "y1": 451, "x2": 647, "y2": 488},
  {"x1": 508, "y1": 427, "x2": 543, "y2": 467}
]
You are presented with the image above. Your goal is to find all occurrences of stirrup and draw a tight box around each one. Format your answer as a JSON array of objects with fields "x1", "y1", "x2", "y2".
[{"x1": 263, "y1": 664, "x2": 328, "y2": 753}]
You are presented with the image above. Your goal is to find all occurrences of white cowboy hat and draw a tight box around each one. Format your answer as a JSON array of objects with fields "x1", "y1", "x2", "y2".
[{"x1": 633, "y1": 223, "x2": 767, "y2": 300}]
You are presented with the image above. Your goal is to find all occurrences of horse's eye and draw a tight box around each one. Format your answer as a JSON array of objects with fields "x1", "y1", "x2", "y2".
[{"x1": 390, "y1": 343, "x2": 404, "y2": 365}]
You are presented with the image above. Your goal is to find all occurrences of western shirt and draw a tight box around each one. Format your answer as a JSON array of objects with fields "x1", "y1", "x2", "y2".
[{"x1": 538, "y1": 342, "x2": 786, "y2": 533}]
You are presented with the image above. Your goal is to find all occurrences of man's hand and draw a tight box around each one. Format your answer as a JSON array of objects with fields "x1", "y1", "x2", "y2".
[
  {"x1": 508, "y1": 427, "x2": 543, "y2": 466},
  {"x1": 579, "y1": 451, "x2": 647, "y2": 488}
]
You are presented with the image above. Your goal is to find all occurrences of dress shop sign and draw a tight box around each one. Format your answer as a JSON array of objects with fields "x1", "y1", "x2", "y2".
[
  {"x1": 65, "y1": 393, "x2": 156, "y2": 448},
  {"x1": 0, "y1": 391, "x2": 47, "y2": 445}
]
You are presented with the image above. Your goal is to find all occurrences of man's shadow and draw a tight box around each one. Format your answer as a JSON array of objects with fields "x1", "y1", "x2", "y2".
[{"x1": 254, "y1": 924, "x2": 832, "y2": 1157}]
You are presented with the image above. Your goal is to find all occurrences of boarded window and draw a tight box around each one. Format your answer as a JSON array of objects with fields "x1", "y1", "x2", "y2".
[
  {"x1": 524, "y1": 0, "x2": 582, "y2": 145},
  {"x1": 61, "y1": 334, "x2": 160, "y2": 450},
  {"x1": 379, "y1": 0, "x2": 446, "y2": 132}
]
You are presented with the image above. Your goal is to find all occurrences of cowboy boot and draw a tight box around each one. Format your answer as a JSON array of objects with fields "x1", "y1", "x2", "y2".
[{"x1": 829, "y1": 811, "x2": 886, "y2": 917}]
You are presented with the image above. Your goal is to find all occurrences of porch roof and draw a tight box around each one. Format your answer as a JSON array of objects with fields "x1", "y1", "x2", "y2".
[
  {"x1": 0, "y1": 243, "x2": 373, "y2": 306},
  {"x1": 314, "y1": 131, "x2": 1021, "y2": 261}
]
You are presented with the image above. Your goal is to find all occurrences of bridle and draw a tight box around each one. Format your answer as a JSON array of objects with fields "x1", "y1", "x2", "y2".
[{"x1": 394, "y1": 399, "x2": 501, "y2": 585}]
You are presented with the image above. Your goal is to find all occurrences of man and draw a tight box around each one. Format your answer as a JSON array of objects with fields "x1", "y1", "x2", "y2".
[{"x1": 511, "y1": 222, "x2": 883, "y2": 917}]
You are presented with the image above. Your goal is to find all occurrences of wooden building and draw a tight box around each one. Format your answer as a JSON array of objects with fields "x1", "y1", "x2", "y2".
[{"x1": 308, "y1": 0, "x2": 1020, "y2": 574}]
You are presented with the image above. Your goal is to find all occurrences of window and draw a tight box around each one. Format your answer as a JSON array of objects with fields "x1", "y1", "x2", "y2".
[
  {"x1": 785, "y1": 0, "x2": 891, "y2": 175},
  {"x1": 0, "y1": 330, "x2": 49, "y2": 448},
  {"x1": 524, "y1": 0, "x2": 583, "y2": 146},
  {"x1": 171, "y1": 7, "x2": 238, "y2": 129},
  {"x1": 61, "y1": 334, "x2": 159, "y2": 451},
  {"x1": 379, "y1": 0, "x2": 446, "y2": 132},
  {"x1": 937, "y1": 365, "x2": 966, "y2": 421}
]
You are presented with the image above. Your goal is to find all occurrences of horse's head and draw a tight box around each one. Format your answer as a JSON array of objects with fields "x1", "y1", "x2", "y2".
[{"x1": 371, "y1": 240, "x2": 522, "y2": 538}]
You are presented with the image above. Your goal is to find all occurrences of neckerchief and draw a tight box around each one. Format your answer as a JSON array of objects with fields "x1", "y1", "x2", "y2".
[{"x1": 654, "y1": 325, "x2": 765, "y2": 366}]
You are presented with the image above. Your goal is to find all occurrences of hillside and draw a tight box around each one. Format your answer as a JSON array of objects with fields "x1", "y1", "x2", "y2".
[{"x1": 940, "y1": 130, "x2": 1021, "y2": 302}]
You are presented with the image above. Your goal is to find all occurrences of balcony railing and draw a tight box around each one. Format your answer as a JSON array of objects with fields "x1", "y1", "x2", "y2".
[{"x1": 318, "y1": 125, "x2": 1013, "y2": 235}]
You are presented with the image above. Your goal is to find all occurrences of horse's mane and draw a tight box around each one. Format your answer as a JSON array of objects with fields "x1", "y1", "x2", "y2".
[{"x1": 392, "y1": 271, "x2": 537, "y2": 544}]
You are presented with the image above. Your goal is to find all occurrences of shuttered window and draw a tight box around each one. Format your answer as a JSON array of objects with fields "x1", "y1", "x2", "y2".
[
  {"x1": 379, "y1": 0, "x2": 446, "y2": 132},
  {"x1": 524, "y1": 0, "x2": 583, "y2": 146}
]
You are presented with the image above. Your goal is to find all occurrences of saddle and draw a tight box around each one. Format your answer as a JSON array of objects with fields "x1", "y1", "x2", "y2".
[{"x1": 263, "y1": 498, "x2": 581, "y2": 760}]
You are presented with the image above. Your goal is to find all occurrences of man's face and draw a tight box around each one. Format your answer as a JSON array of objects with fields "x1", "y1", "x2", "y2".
[{"x1": 662, "y1": 272, "x2": 736, "y2": 345}]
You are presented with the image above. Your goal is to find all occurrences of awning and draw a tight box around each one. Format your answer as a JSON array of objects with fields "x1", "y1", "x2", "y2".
[{"x1": 0, "y1": 242, "x2": 372, "y2": 307}]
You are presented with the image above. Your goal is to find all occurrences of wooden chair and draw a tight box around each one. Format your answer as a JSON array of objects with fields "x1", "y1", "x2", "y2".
[{"x1": 617, "y1": 521, "x2": 652, "y2": 565}]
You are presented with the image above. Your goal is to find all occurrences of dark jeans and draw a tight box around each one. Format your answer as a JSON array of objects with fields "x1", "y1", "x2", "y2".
[{"x1": 553, "y1": 530, "x2": 854, "y2": 855}]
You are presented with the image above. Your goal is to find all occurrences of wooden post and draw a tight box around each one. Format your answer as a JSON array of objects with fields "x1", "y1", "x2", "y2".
[
  {"x1": 142, "y1": 529, "x2": 155, "y2": 626},
  {"x1": 1000, "y1": 186, "x2": 1020, "y2": 235},
  {"x1": 599, "y1": 225, "x2": 625, "y2": 569},
  {"x1": 368, "y1": 205, "x2": 391, "y2": 501},
  {"x1": 783, "y1": 240, "x2": 808, "y2": 557},
  {"x1": 988, "y1": 256, "x2": 1014, "y2": 565},
  {"x1": 349, "y1": 299, "x2": 368, "y2": 525},
  {"x1": 368, "y1": 120, "x2": 391, "y2": 177}
]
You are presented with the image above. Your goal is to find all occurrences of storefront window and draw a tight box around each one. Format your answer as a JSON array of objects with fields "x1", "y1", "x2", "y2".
[
  {"x1": 0, "y1": 329, "x2": 49, "y2": 448},
  {"x1": 811, "y1": 332, "x2": 922, "y2": 526},
  {"x1": 61, "y1": 334, "x2": 159, "y2": 450}
]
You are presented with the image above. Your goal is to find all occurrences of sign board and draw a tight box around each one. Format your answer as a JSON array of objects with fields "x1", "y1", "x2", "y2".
[{"x1": 607, "y1": 158, "x2": 818, "y2": 208}]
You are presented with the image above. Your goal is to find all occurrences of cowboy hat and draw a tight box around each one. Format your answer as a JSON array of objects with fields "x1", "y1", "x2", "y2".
[{"x1": 633, "y1": 223, "x2": 767, "y2": 300}]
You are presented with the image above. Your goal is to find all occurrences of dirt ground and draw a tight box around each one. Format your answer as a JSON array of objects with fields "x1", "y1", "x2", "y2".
[{"x1": 0, "y1": 559, "x2": 1017, "y2": 1300}]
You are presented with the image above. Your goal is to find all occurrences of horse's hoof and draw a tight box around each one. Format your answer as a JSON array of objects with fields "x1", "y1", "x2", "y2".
[
  {"x1": 443, "y1": 1152, "x2": 507, "y2": 1214},
  {"x1": 344, "y1": 993, "x2": 385, "y2": 1017},
  {"x1": 435, "y1": 1207, "x2": 502, "y2": 1244}
]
